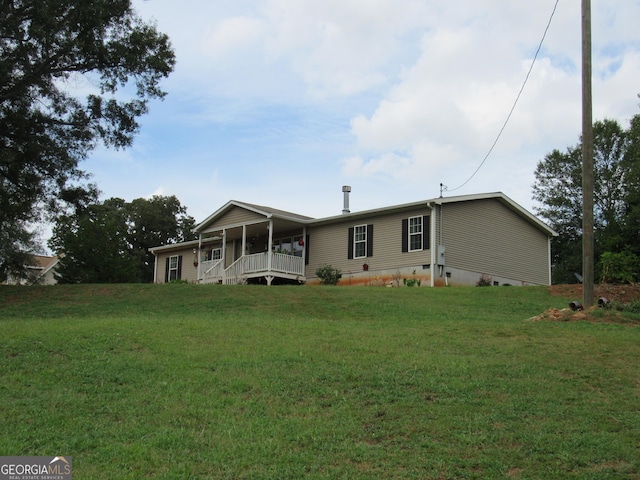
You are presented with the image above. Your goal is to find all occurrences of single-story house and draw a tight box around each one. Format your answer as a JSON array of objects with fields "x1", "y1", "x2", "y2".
[
  {"x1": 4, "y1": 255, "x2": 60, "y2": 285},
  {"x1": 150, "y1": 191, "x2": 557, "y2": 287}
]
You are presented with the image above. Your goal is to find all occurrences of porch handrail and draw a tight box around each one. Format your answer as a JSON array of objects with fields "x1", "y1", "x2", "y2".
[
  {"x1": 243, "y1": 252, "x2": 268, "y2": 273},
  {"x1": 203, "y1": 259, "x2": 224, "y2": 275},
  {"x1": 223, "y1": 255, "x2": 254, "y2": 285},
  {"x1": 272, "y1": 252, "x2": 304, "y2": 275},
  {"x1": 201, "y1": 258, "x2": 224, "y2": 283}
]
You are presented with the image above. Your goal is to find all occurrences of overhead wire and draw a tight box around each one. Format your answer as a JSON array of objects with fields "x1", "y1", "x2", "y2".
[{"x1": 445, "y1": 0, "x2": 560, "y2": 194}]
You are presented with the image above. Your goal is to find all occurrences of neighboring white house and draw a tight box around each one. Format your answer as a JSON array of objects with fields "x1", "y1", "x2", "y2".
[
  {"x1": 150, "y1": 191, "x2": 557, "y2": 287},
  {"x1": 5, "y1": 255, "x2": 60, "y2": 285}
]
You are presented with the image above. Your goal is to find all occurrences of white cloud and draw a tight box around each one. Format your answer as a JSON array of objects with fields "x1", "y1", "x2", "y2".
[
  {"x1": 339, "y1": 0, "x2": 640, "y2": 207},
  {"x1": 84, "y1": 0, "x2": 640, "y2": 223},
  {"x1": 203, "y1": 16, "x2": 265, "y2": 61}
]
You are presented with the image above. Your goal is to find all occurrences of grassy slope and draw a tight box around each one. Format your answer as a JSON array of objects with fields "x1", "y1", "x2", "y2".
[{"x1": 0, "y1": 284, "x2": 638, "y2": 479}]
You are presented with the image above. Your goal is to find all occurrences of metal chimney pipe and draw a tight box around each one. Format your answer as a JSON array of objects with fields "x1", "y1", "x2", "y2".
[{"x1": 342, "y1": 185, "x2": 351, "y2": 214}]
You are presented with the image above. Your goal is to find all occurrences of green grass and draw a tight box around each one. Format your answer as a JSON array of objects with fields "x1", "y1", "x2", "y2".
[{"x1": 1, "y1": 284, "x2": 638, "y2": 479}]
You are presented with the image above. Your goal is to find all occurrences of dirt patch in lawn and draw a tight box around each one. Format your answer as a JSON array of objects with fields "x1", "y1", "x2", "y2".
[
  {"x1": 547, "y1": 283, "x2": 640, "y2": 304},
  {"x1": 529, "y1": 283, "x2": 640, "y2": 326}
]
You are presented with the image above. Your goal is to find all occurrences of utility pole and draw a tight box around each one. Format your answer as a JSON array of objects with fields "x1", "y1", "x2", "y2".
[{"x1": 582, "y1": 0, "x2": 594, "y2": 307}]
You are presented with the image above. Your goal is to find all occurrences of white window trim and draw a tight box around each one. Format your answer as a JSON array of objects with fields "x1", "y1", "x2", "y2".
[
  {"x1": 354, "y1": 224, "x2": 367, "y2": 259},
  {"x1": 273, "y1": 236, "x2": 300, "y2": 256},
  {"x1": 168, "y1": 255, "x2": 179, "y2": 281},
  {"x1": 408, "y1": 215, "x2": 423, "y2": 252}
]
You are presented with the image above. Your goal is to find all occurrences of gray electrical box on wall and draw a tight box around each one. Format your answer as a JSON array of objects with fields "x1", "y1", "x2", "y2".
[{"x1": 437, "y1": 245, "x2": 446, "y2": 266}]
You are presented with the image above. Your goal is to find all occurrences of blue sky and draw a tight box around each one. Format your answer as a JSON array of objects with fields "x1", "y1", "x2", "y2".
[{"x1": 82, "y1": 0, "x2": 640, "y2": 224}]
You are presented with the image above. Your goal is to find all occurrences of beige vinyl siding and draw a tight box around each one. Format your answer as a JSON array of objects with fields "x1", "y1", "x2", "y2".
[
  {"x1": 154, "y1": 248, "x2": 198, "y2": 283},
  {"x1": 306, "y1": 208, "x2": 432, "y2": 278},
  {"x1": 440, "y1": 199, "x2": 550, "y2": 285},
  {"x1": 202, "y1": 207, "x2": 266, "y2": 233}
]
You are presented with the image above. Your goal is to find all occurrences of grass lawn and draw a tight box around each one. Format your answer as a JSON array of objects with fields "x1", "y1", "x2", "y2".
[{"x1": 1, "y1": 284, "x2": 638, "y2": 479}]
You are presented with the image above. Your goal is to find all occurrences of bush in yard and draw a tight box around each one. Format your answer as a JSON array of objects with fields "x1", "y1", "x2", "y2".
[
  {"x1": 403, "y1": 270, "x2": 421, "y2": 287},
  {"x1": 599, "y1": 250, "x2": 639, "y2": 284},
  {"x1": 476, "y1": 274, "x2": 492, "y2": 287},
  {"x1": 316, "y1": 264, "x2": 342, "y2": 285}
]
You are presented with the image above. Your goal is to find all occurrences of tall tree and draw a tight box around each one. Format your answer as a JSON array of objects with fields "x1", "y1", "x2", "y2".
[
  {"x1": 0, "y1": 0, "x2": 175, "y2": 279},
  {"x1": 49, "y1": 195, "x2": 196, "y2": 283},
  {"x1": 533, "y1": 116, "x2": 640, "y2": 283},
  {"x1": 127, "y1": 195, "x2": 196, "y2": 281},
  {"x1": 50, "y1": 198, "x2": 138, "y2": 283},
  {"x1": 621, "y1": 114, "x2": 640, "y2": 256}
]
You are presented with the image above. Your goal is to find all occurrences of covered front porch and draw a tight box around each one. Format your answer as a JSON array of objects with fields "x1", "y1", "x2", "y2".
[{"x1": 196, "y1": 215, "x2": 307, "y2": 285}]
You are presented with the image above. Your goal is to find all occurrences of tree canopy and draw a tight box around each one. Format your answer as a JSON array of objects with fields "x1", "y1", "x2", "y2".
[
  {"x1": 0, "y1": 0, "x2": 175, "y2": 278},
  {"x1": 49, "y1": 195, "x2": 196, "y2": 283},
  {"x1": 533, "y1": 115, "x2": 640, "y2": 283}
]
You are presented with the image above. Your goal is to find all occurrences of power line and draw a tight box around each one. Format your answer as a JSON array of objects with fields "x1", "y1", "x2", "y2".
[{"x1": 446, "y1": 0, "x2": 560, "y2": 194}]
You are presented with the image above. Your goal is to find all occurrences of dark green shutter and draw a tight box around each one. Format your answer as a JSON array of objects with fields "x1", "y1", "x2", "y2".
[
  {"x1": 366, "y1": 224, "x2": 373, "y2": 257},
  {"x1": 347, "y1": 227, "x2": 354, "y2": 259},
  {"x1": 423, "y1": 216, "x2": 430, "y2": 250},
  {"x1": 402, "y1": 219, "x2": 409, "y2": 252},
  {"x1": 164, "y1": 257, "x2": 169, "y2": 283},
  {"x1": 305, "y1": 234, "x2": 310, "y2": 265}
]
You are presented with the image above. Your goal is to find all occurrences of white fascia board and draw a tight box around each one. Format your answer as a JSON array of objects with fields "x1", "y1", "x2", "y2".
[{"x1": 149, "y1": 239, "x2": 215, "y2": 255}]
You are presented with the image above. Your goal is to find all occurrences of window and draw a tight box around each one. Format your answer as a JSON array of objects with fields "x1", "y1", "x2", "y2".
[
  {"x1": 293, "y1": 236, "x2": 304, "y2": 257},
  {"x1": 280, "y1": 237, "x2": 292, "y2": 255},
  {"x1": 354, "y1": 225, "x2": 367, "y2": 258},
  {"x1": 272, "y1": 237, "x2": 293, "y2": 255},
  {"x1": 207, "y1": 248, "x2": 222, "y2": 261},
  {"x1": 409, "y1": 216, "x2": 422, "y2": 251},
  {"x1": 402, "y1": 216, "x2": 430, "y2": 253},
  {"x1": 168, "y1": 255, "x2": 179, "y2": 281},
  {"x1": 348, "y1": 224, "x2": 373, "y2": 259},
  {"x1": 165, "y1": 255, "x2": 182, "y2": 282}
]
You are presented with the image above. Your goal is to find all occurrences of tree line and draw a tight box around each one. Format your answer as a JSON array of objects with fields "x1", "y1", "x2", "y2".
[
  {"x1": 49, "y1": 195, "x2": 196, "y2": 283},
  {"x1": 533, "y1": 114, "x2": 640, "y2": 284}
]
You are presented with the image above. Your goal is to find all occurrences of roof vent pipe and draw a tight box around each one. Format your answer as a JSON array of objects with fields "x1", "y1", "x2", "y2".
[{"x1": 342, "y1": 185, "x2": 351, "y2": 214}]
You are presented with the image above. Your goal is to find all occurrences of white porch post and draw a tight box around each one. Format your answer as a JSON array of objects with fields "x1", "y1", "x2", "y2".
[
  {"x1": 267, "y1": 219, "x2": 273, "y2": 272},
  {"x1": 242, "y1": 225, "x2": 247, "y2": 256},
  {"x1": 197, "y1": 233, "x2": 202, "y2": 281},
  {"x1": 222, "y1": 229, "x2": 227, "y2": 268}
]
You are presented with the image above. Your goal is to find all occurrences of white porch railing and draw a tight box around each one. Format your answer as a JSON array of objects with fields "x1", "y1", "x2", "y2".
[
  {"x1": 223, "y1": 255, "x2": 257, "y2": 285},
  {"x1": 202, "y1": 252, "x2": 305, "y2": 285},
  {"x1": 272, "y1": 252, "x2": 305, "y2": 275},
  {"x1": 201, "y1": 259, "x2": 224, "y2": 284}
]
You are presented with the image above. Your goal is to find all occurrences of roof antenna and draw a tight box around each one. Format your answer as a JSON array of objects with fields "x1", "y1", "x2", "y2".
[{"x1": 440, "y1": 183, "x2": 447, "y2": 198}]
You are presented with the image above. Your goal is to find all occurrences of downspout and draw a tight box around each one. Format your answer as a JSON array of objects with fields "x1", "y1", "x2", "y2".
[
  {"x1": 439, "y1": 202, "x2": 446, "y2": 283},
  {"x1": 548, "y1": 236, "x2": 553, "y2": 286},
  {"x1": 429, "y1": 202, "x2": 436, "y2": 287},
  {"x1": 152, "y1": 250, "x2": 158, "y2": 284}
]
